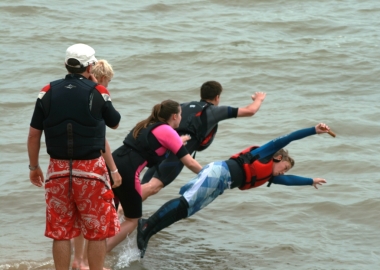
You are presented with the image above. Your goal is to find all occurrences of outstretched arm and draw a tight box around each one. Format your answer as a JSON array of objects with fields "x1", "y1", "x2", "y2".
[
  {"x1": 272, "y1": 175, "x2": 326, "y2": 189},
  {"x1": 180, "y1": 154, "x2": 202, "y2": 174},
  {"x1": 251, "y1": 123, "x2": 332, "y2": 160},
  {"x1": 237, "y1": 92, "x2": 266, "y2": 117}
]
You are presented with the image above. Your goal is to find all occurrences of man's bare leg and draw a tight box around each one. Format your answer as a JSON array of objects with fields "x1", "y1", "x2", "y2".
[
  {"x1": 87, "y1": 240, "x2": 107, "y2": 270},
  {"x1": 53, "y1": 240, "x2": 71, "y2": 270}
]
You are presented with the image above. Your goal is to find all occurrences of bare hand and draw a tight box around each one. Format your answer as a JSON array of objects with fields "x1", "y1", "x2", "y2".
[
  {"x1": 315, "y1": 123, "x2": 331, "y2": 134},
  {"x1": 29, "y1": 167, "x2": 44, "y2": 187},
  {"x1": 111, "y1": 171, "x2": 122, "y2": 188},
  {"x1": 88, "y1": 74, "x2": 98, "y2": 83},
  {"x1": 251, "y1": 92, "x2": 266, "y2": 102},
  {"x1": 117, "y1": 204, "x2": 124, "y2": 218},
  {"x1": 312, "y1": 178, "x2": 327, "y2": 189},
  {"x1": 181, "y1": 134, "x2": 191, "y2": 145}
]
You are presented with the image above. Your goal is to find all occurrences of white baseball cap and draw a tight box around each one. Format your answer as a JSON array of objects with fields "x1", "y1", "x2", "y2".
[{"x1": 65, "y1": 43, "x2": 98, "y2": 68}]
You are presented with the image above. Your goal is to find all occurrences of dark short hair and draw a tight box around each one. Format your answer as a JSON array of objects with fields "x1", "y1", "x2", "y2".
[
  {"x1": 200, "y1": 81, "x2": 223, "y2": 100},
  {"x1": 65, "y1": 58, "x2": 87, "y2": 74}
]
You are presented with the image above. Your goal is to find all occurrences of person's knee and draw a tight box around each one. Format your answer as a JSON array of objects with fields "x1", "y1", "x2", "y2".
[
  {"x1": 151, "y1": 184, "x2": 163, "y2": 195},
  {"x1": 142, "y1": 179, "x2": 164, "y2": 197},
  {"x1": 150, "y1": 178, "x2": 164, "y2": 192}
]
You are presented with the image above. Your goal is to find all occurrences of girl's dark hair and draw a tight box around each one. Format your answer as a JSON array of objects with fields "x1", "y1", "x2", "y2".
[
  {"x1": 200, "y1": 81, "x2": 223, "y2": 100},
  {"x1": 133, "y1": 99, "x2": 180, "y2": 138}
]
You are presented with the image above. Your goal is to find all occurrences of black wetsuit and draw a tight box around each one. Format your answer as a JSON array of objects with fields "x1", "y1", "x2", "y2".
[{"x1": 141, "y1": 101, "x2": 238, "y2": 186}]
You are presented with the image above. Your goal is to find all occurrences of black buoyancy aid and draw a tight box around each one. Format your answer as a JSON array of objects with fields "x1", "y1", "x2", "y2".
[
  {"x1": 229, "y1": 146, "x2": 273, "y2": 190},
  {"x1": 197, "y1": 125, "x2": 218, "y2": 152},
  {"x1": 123, "y1": 122, "x2": 167, "y2": 168},
  {"x1": 176, "y1": 100, "x2": 218, "y2": 151},
  {"x1": 43, "y1": 76, "x2": 105, "y2": 160}
]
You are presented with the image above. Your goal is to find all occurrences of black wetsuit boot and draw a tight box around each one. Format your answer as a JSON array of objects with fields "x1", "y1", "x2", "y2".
[{"x1": 137, "y1": 196, "x2": 189, "y2": 258}]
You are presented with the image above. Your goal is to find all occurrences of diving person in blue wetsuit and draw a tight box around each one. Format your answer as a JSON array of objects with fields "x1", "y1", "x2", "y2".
[{"x1": 137, "y1": 123, "x2": 334, "y2": 258}]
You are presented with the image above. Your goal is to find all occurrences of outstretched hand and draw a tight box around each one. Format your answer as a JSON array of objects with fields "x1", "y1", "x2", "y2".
[
  {"x1": 251, "y1": 92, "x2": 266, "y2": 102},
  {"x1": 315, "y1": 123, "x2": 331, "y2": 134},
  {"x1": 88, "y1": 74, "x2": 98, "y2": 83},
  {"x1": 312, "y1": 178, "x2": 327, "y2": 189}
]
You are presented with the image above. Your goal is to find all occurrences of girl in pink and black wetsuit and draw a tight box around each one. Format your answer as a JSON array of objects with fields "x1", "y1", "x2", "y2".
[{"x1": 106, "y1": 99, "x2": 203, "y2": 252}]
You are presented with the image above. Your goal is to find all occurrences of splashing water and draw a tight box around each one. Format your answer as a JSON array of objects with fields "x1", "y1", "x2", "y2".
[{"x1": 114, "y1": 231, "x2": 141, "y2": 269}]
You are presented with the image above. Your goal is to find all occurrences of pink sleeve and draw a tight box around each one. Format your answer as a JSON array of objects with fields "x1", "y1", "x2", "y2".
[{"x1": 151, "y1": 125, "x2": 183, "y2": 155}]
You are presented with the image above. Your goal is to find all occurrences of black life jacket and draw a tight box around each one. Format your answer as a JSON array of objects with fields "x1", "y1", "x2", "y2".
[
  {"x1": 123, "y1": 122, "x2": 168, "y2": 168},
  {"x1": 176, "y1": 100, "x2": 218, "y2": 152},
  {"x1": 42, "y1": 75, "x2": 105, "y2": 160},
  {"x1": 229, "y1": 146, "x2": 274, "y2": 190}
]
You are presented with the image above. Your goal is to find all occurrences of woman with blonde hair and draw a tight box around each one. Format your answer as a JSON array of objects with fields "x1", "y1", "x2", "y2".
[
  {"x1": 91, "y1": 59, "x2": 114, "y2": 88},
  {"x1": 72, "y1": 59, "x2": 120, "y2": 270}
]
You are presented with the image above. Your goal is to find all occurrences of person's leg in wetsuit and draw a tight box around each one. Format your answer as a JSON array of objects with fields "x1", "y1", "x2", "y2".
[
  {"x1": 137, "y1": 196, "x2": 189, "y2": 258},
  {"x1": 138, "y1": 161, "x2": 231, "y2": 258}
]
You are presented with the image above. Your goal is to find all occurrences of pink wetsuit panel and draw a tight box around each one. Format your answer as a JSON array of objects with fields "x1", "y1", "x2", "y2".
[{"x1": 151, "y1": 125, "x2": 183, "y2": 156}]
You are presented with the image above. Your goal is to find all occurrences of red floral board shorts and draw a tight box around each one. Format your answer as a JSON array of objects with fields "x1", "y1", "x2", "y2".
[{"x1": 44, "y1": 157, "x2": 120, "y2": 240}]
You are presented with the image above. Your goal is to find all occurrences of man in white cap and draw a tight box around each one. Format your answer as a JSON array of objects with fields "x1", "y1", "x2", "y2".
[{"x1": 27, "y1": 44, "x2": 121, "y2": 270}]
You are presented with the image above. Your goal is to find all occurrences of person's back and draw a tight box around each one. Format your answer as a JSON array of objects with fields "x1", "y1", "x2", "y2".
[
  {"x1": 27, "y1": 44, "x2": 121, "y2": 270},
  {"x1": 141, "y1": 80, "x2": 266, "y2": 201}
]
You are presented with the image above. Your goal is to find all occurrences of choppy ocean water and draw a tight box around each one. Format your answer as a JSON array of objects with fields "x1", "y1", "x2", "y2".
[{"x1": 1, "y1": 0, "x2": 380, "y2": 269}]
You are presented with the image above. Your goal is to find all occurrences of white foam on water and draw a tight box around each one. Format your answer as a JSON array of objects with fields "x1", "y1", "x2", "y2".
[
  {"x1": 114, "y1": 231, "x2": 141, "y2": 269},
  {"x1": 0, "y1": 260, "x2": 54, "y2": 270}
]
